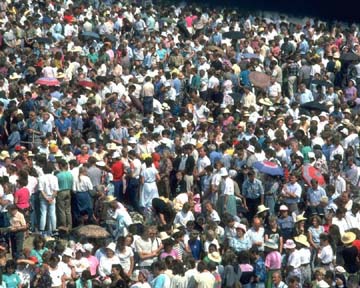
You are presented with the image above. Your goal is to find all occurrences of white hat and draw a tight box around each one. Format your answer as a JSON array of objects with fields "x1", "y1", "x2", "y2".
[
  {"x1": 335, "y1": 266, "x2": 346, "y2": 274},
  {"x1": 159, "y1": 232, "x2": 170, "y2": 241},
  {"x1": 63, "y1": 248, "x2": 74, "y2": 258},
  {"x1": 279, "y1": 204, "x2": 289, "y2": 211},
  {"x1": 106, "y1": 242, "x2": 116, "y2": 252},
  {"x1": 96, "y1": 161, "x2": 106, "y2": 167},
  {"x1": 256, "y1": 205, "x2": 270, "y2": 214},
  {"x1": 247, "y1": 145, "x2": 255, "y2": 153},
  {"x1": 128, "y1": 137, "x2": 137, "y2": 144},
  {"x1": 164, "y1": 81, "x2": 171, "y2": 88},
  {"x1": 317, "y1": 280, "x2": 330, "y2": 288},
  {"x1": 219, "y1": 167, "x2": 228, "y2": 177},
  {"x1": 284, "y1": 239, "x2": 296, "y2": 249},
  {"x1": 340, "y1": 127, "x2": 348, "y2": 136},
  {"x1": 264, "y1": 239, "x2": 279, "y2": 250},
  {"x1": 88, "y1": 138, "x2": 96, "y2": 144},
  {"x1": 268, "y1": 107, "x2": 276, "y2": 112},
  {"x1": 234, "y1": 223, "x2": 247, "y2": 232},
  {"x1": 83, "y1": 243, "x2": 94, "y2": 252},
  {"x1": 112, "y1": 151, "x2": 121, "y2": 159},
  {"x1": 9, "y1": 72, "x2": 21, "y2": 80},
  {"x1": 224, "y1": 108, "x2": 231, "y2": 114},
  {"x1": 161, "y1": 31, "x2": 167, "y2": 37},
  {"x1": 162, "y1": 102, "x2": 171, "y2": 110},
  {"x1": 319, "y1": 111, "x2": 328, "y2": 118},
  {"x1": 308, "y1": 152, "x2": 315, "y2": 159},
  {"x1": 62, "y1": 137, "x2": 71, "y2": 146}
]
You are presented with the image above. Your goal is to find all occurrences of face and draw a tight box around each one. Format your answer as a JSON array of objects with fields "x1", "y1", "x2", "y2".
[{"x1": 106, "y1": 248, "x2": 114, "y2": 258}]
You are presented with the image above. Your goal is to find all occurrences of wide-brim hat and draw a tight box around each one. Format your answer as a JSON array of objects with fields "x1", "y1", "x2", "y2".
[
  {"x1": 258, "y1": 98, "x2": 273, "y2": 106},
  {"x1": 208, "y1": 251, "x2": 222, "y2": 263},
  {"x1": 9, "y1": 72, "x2": 21, "y2": 80},
  {"x1": 234, "y1": 223, "x2": 247, "y2": 233},
  {"x1": 295, "y1": 214, "x2": 307, "y2": 223},
  {"x1": 104, "y1": 195, "x2": 117, "y2": 203},
  {"x1": 159, "y1": 232, "x2": 171, "y2": 241},
  {"x1": 219, "y1": 167, "x2": 228, "y2": 177},
  {"x1": 284, "y1": 239, "x2": 296, "y2": 249},
  {"x1": 256, "y1": 205, "x2": 270, "y2": 214},
  {"x1": 341, "y1": 232, "x2": 356, "y2": 245},
  {"x1": 0, "y1": 150, "x2": 10, "y2": 160},
  {"x1": 294, "y1": 235, "x2": 310, "y2": 247},
  {"x1": 264, "y1": 239, "x2": 279, "y2": 250}
]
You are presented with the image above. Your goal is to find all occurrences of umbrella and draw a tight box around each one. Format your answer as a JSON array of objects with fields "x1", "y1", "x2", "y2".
[
  {"x1": 103, "y1": 34, "x2": 117, "y2": 43},
  {"x1": 311, "y1": 79, "x2": 333, "y2": 87},
  {"x1": 81, "y1": 31, "x2": 100, "y2": 40},
  {"x1": 78, "y1": 79, "x2": 98, "y2": 89},
  {"x1": 73, "y1": 225, "x2": 110, "y2": 239},
  {"x1": 222, "y1": 31, "x2": 244, "y2": 40},
  {"x1": 249, "y1": 71, "x2": 271, "y2": 89},
  {"x1": 340, "y1": 53, "x2": 360, "y2": 62},
  {"x1": 302, "y1": 164, "x2": 325, "y2": 186},
  {"x1": 300, "y1": 101, "x2": 328, "y2": 112},
  {"x1": 207, "y1": 45, "x2": 224, "y2": 55},
  {"x1": 253, "y1": 161, "x2": 284, "y2": 176},
  {"x1": 35, "y1": 77, "x2": 60, "y2": 86},
  {"x1": 241, "y1": 53, "x2": 260, "y2": 59}
]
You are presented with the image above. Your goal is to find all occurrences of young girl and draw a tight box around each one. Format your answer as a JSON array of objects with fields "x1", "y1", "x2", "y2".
[{"x1": 3, "y1": 260, "x2": 21, "y2": 288}]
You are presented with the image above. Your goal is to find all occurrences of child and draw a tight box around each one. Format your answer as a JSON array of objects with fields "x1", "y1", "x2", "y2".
[
  {"x1": 250, "y1": 246, "x2": 266, "y2": 288},
  {"x1": 3, "y1": 260, "x2": 21, "y2": 288},
  {"x1": 8, "y1": 205, "x2": 27, "y2": 260},
  {"x1": 75, "y1": 270, "x2": 93, "y2": 288},
  {"x1": 16, "y1": 256, "x2": 38, "y2": 288}
]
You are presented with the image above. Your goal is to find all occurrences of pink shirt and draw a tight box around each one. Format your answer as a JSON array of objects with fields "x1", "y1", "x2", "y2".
[
  {"x1": 265, "y1": 251, "x2": 282, "y2": 270},
  {"x1": 14, "y1": 187, "x2": 30, "y2": 209},
  {"x1": 160, "y1": 249, "x2": 179, "y2": 260},
  {"x1": 87, "y1": 255, "x2": 99, "y2": 276}
]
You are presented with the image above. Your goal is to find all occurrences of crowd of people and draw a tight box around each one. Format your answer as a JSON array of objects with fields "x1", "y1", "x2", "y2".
[{"x1": 0, "y1": 0, "x2": 360, "y2": 287}]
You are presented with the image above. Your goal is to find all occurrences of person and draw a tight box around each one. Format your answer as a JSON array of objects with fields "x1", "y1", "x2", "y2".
[
  {"x1": 109, "y1": 264, "x2": 130, "y2": 288},
  {"x1": 173, "y1": 202, "x2": 195, "y2": 227},
  {"x1": 218, "y1": 167, "x2": 237, "y2": 217},
  {"x1": 284, "y1": 239, "x2": 302, "y2": 284},
  {"x1": 139, "y1": 157, "x2": 160, "y2": 209},
  {"x1": 8, "y1": 205, "x2": 27, "y2": 260},
  {"x1": 242, "y1": 170, "x2": 264, "y2": 220},
  {"x1": 135, "y1": 226, "x2": 162, "y2": 269},
  {"x1": 75, "y1": 270, "x2": 93, "y2": 288},
  {"x1": 3, "y1": 259, "x2": 21, "y2": 288},
  {"x1": 229, "y1": 223, "x2": 251, "y2": 252},
  {"x1": 38, "y1": 163, "x2": 59, "y2": 236},
  {"x1": 98, "y1": 243, "x2": 121, "y2": 280},
  {"x1": 317, "y1": 233, "x2": 334, "y2": 271},
  {"x1": 194, "y1": 261, "x2": 215, "y2": 288},
  {"x1": 116, "y1": 236, "x2": 134, "y2": 277},
  {"x1": 271, "y1": 271, "x2": 288, "y2": 288},
  {"x1": 294, "y1": 234, "x2": 311, "y2": 284},
  {"x1": 250, "y1": 246, "x2": 266, "y2": 288},
  {"x1": 151, "y1": 261, "x2": 171, "y2": 288},
  {"x1": 264, "y1": 239, "x2": 282, "y2": 288}
]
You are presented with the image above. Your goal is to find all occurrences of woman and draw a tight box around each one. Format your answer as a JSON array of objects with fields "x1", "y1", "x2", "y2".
[
  {"x1": 229, "y1": 223, "x2": 251, "y2": 253},
  {"x1": 265, "y1": 216, "x2": 284, "y2": 254},
  {"x1": 38, "y1": 163, "x2": 59, "y2": 235},
  {"x1": 343, "y1": 79, "x2": 357, "y2": 103},
  {"x1": 130, "y1": 269, "x2": 151, "y2": 288},
  {"x1": 218, "y1": 167, "x2": 237, "y2": 217},
  {"x1": 158, "y1": 150, "x2": 173, "y2": 199},
  {"x1": 170, "y1": 260, "x2": 188, "y2": 288},
  {"x1": 160, "y1": 238, "x2": 180, "y2": 260},
  {"x1": 110, "y1": 264, "x2": 130, "y2": 288},
  {"x1": 48, "y1": 255, "x2": 65, "y2": 288},
  {"x1": 308, "y1": 215, "x2": 324, "y2": 267},
  {"x1": 116, "y1": 236, "x2": 134, "y2": 277},
  {"x1": 292, "y1": 214, "x2": 307, "y2": 237},
  {"x1": 2, "y1": 260, "x2": 21, "y2": 288},
  {"x1": 30, "y1": 235, "x2": 48, "y2": 266},
  {"x1": 72, "y1": 166, "x2": 94, "y2": 226},
  {"x1": 14, "y1": 176, "x2": 30, "y2": 217},
  {"x1": 99, "y1": 243, "x2": 121, "y2": 279},
  {"x1": 139, "y1": 157, "x2": 160, "y2": 209}
]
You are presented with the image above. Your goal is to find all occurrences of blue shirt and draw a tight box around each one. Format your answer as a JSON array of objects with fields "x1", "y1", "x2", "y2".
[
  {"x1": 299, "y1": 89, "x2": 314, "y2": 104},
  {"x1": 55, "y1": 118, "x2": 71, "y2": 134},
  {"x1": 3, "y1": 273, "x2": 21, "y2": 288},
  {"x1": 242, "y1": 179, "x2": 264, "y2": 199},
  {"x1": 229, "y1": 235, "x2": 251, "y2": 252},
  {"x1": 254, "y1": 257, "x2": 266, "y2": 283},
  {"x1": 307, "y1": 186, "x2": 326, "y2": 205},
  {"x1": 189, "y1": 239, "x2": 202, "y2": 260},
  {"x1": 209, "y1": 151, "x2": 222, "y2": 166}
]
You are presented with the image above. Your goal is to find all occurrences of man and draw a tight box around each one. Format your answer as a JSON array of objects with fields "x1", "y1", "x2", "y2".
[
  {"x1": 298, "y1": 83, "x2": 314, "y2": 105},
  {"x1": 196, "y1": 147, "x2": 211, "y2": 193},
  {"x1": 267, "y1": 76, "x2": 282, "y2": 103},
  {"x1": 55, "y1": 110, "x2": 72, "y2": 143},
  {"x1": 87, "y1": 157, "x2": 102, "y2": 188},
  {"x1": 110, "y1": 119, "x2": 129, "y2": 146},
  {"x1": 329, "y1": 167, "x2": 346, "y2": 199},
  {"x1": 135, "y1": 226, "x2": 162, "y2": 269},
  {"x1": 247, "y1": 217, "x2": 265, "y2": 251},
  {"x1": 178, "y1": 144, "x2": 196, "y2": 192},
  {"x1": 281, "y1": 174, "x2": 302, "y2": 213},
  {"x1": 241, "y1": 170, "x2": 264, "y2": 220},
  {"x1": 345, "y1": 200, "x2": 360, "y2": 230},
  {"x1": 126, "y1": 150, "x2": 141, "y2": 212},
  {"x1": 56, "y1": 159, "x2": 73, "y2": 230},
  {"x1": 194, "y1": 261, "x2": 215, "y2": 288},
  {"x1": 272, "y1": 271, "x2": 288, "y2": 288},
  {"x1": 307, "y1": 179, "x2": 326, "y2": 214},
  {"x1": 111, "y1": 151, "x2": 125, "y2": 202}
]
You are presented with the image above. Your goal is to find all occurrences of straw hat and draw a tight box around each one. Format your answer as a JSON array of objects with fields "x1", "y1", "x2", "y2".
[
  {"x1": 224, "y1": 108, "x2": 231, "y2": 114},
  {"x1": 159, "y1": 232, "x2": 170, "y2": 241},
  {"x1": 294, "y1": 235, "x2": 310, "y2": 247},
  {"x1": 0, "y1": 151, "x2": 10, "y2": 160},
  {"x1": 104, "y1": 195, "x2": 117, "y2": 203},
  {"x1": 258, "y1": 98, "x2": 273, "y2": 106},
  {"x1": 295, "y1": 214, "x2": 307, "y2": 223},
  {"x1": 56, "y1": 72, "x2": 65, "y2": 78},
  {"x1": 207, "y1": 117, "x2": 214, "y2": 124},
  {"x1": 284, "y1": 239, "x2": 296, "y2": 249},
  {"x1": 9, "y1": 72, "x2": 21, "y2": 80},
  {"x1": 264, "y1": 239, "x2": 279, "y2": 250},
  {"x1": 341, "y1": 232, "x2": 356, "y2": 245},
  {"x1": 62, "y1": 137, "x2": 71, "y2": 146},
  {"x1": 107, "y1": 143, "x2": 118, "y2": 150},
  {"x1": 208, "y1": 251, "x2": 222, "y2": 263},
  {"x1": 256, "y1": 205, "x2": 269, "y2": 215},
  {"x1": 317, "y1": 280, "x2": 330, "y2": 288},
  {"x1": 234, "y1": 223, "x2": 247, "y2": 233}
]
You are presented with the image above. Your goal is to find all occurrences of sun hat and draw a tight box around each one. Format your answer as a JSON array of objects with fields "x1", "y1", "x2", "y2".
[
  {"x1": 0, "y1": 151, "x2": 10, "y2": 160},
  {"x1": 62, "y1": 137, "x2": 71, "y2": 146},
  {"x1": 247, "y1": 145, "x2": 255, "y2": 153},
  {"x1": 264, "y1": 239, "x2": 279, "y2": 250},
  {"x1": 83, "y1": 243, "x2": 94, "y2": 252},
  {"x1": 106, "y1": 242, "x2": 116, "y2": 252},
  {"x1": 159, "y1": 232, "x2": 171, "y2": 241},
  {"x1": 224, "y1": 108, "x2": 231, "y2": 114},
  {"x1": 284, "y1": 239, "x2": 296, "y2": 249},
  {"x1": 317, "y1": 280, "x2": 330, "y2": 288},
  {"x1": 341, "y1": 231, "x2": 356, "y2": 245},
  {"x1": 294, "y1": 234, "x2": 310, "y2": 247},
  {"x1": 87, "y1": 138, "x2": 96, "y2": 144},
  {"x1": 219, "y1": 167, "x2": 228, "y2": 177},
  {"x1": 295, "y1": 214, "x2": 307, "y2": 223},
  {"x1": 234, "y1": 223, "x2": 247, "y2": 233},
  {"x1": 128, "y1": 137, "x2": 138, "y2": 144},
  {"x1": 258, "y1": 98, "x2": 273, "y2": 106},
  {"x1": 107, "y1": 143, "x2": 118, "y2": 151},
  {"x1": 104, "y1": 195, "x2": 117, "y2": 203},
  {"x1": 256, "y1": 205, "x2": 270, "y2": 214},
  {"x1": 162, "y1": 102, "x2": 171, "y2": 110},
  {"x1": 96, "y1": 161, "x2": 106, "y2": 167},
  {"x1": 208, "y1": 251, "x2": 222, "y2": 263},
  {"x1": 112, "y1": 151, "x2": 121, "y2": 159},
  {"x1": 335, "y1": 266, "x2": 346, "y2": 274},
  {"x1": 9, "y1": 72, "x2": 21, "y2": 80},
  {"x1": 63, "y1": 248, "x2": 74, "y2": 258}
]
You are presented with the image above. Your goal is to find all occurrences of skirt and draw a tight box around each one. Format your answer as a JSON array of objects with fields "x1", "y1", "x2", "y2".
[{"x1": 218, "y1": 194, "x2": 237, "y2": 217}]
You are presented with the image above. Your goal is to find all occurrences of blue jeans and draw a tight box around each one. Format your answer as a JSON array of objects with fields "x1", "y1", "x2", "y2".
[
  {"x1": 126, "y1": 178, "x2": 140, "y2": 211},
  {"x1": 39, "y1": 197, "x2": 56, "y2": 233},
  {"x1": 113, "y1": 181, "x2": 124, "y2": 202},
  {"x1": 30, "y1": 193, "x2": 39, "y2": 231}
]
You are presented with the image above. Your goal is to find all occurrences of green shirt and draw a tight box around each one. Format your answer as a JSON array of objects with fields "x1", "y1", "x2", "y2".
[{"x1": 56, "y1": 171, "x2": 73, "y2": 191}]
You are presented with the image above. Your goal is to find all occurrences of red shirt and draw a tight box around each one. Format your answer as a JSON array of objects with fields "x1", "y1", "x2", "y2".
[
  {"x1": 14, "y1": 187, "x2": 30, "y2": 209},
  {"x1": 111, "y1": 160, "x2": 124, "y2": 181},
  {"x1": 76, "y1": 154, "x2": 90, "y2": 164}
]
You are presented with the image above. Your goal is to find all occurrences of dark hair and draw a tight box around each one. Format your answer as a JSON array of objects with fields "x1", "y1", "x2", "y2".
[
  {"x1": 172, "y1": 260, "x2": 185, "y2": 276},
  {"x1": 197, "y1": 261, "x2": 207, "y2": 272},
  {"x1": 5, "y1": 259, "x2": 16, "y2": 272}
]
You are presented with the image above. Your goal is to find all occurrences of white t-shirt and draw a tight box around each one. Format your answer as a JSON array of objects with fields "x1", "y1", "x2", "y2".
[
  {"x1": 116, "y1": 246, "x2": 134, "y2": 274},
  {"x1": 174, "y1": 210, "x2": 195, "y2": 227}
]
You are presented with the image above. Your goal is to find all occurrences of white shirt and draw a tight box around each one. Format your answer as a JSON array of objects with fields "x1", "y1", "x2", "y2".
[
  {"x1": 298, "y1": 247, "x2": 311, "y2": 265},
  {"x1": 221, "y1": 177, "x2": 234, "y2": 196},
  {"x1": 247, "y1": 227, "x2": 265, "y2": 251},
  {"x1": 174, "y1": 210, "x2": 195, "y2": 227},
  {"x1": 318, "y1": 244, "x2": 334, "y2": 264},
  {"x1": 332, "y1": 217, "x2": 349, "y2": 235},
  {"x1": 288, "y1": 250, "x2": 302, "y2": 269},
  {"x1": 98, "y1": 255, "x2": 121, "y2": 277},
  {"x1": 38, "y1": 173, "x2": 59, "y2": 197},
  {"x1": 197, "y1": 156, "x2": 211, "y2": 174},
  {"x1": 72, "y1": 175, "x2": 93, "y2": 192}
]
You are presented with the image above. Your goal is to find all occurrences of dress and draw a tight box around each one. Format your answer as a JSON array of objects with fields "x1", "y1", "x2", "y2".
[
  {"x1": 218, "y1": 177, "x2": 237, "y2": 217},
  {"x1": 140, "y1": 167, "x2": 159, "y2": 208}
]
